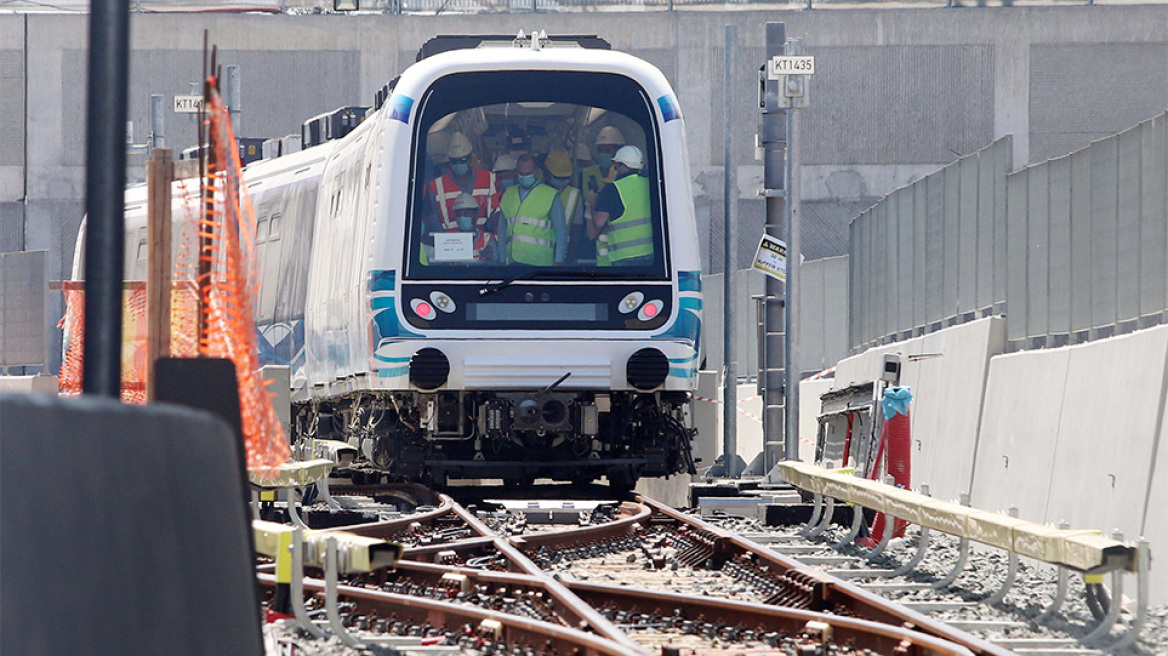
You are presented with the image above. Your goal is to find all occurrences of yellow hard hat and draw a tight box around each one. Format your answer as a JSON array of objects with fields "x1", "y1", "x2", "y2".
[
  {"x1": 594, "y1": 126, "x2": 625, "y2": 146},
  {"x1": 447, "y1": 132, "x2": 473, "y2": 159},
  {"x1": 545, "y1": 147, "x2": 573, "y2": 177}
]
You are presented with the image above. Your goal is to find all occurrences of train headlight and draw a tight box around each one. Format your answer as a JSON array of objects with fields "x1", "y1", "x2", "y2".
[
  {"x1": 618, "y1": 291, "x2": 645, "y2": 314},
  {"x1": 637, "y1": 299, "x2": 664, "y2": 322},
  {"x1": 429, "y1": 290, "x2": 456, "y2": 314},
  {"x1": 410, "y1": 298, "x2": 436, "y2": 321}
]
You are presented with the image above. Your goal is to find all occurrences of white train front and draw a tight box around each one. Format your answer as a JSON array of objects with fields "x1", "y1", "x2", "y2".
[{"x1": 121, "y1": 35, "x2": 704, "y2": 488}]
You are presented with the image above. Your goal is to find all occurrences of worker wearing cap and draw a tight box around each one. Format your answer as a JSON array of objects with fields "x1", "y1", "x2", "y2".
[
  {"x1": 573, "y1": 143, "x2": 594, "y2": 187},
  {"x1": 544, "y1": 147, "x2": 586, "y2": 262},
  {"x1": 425, "y1": 131, "x2": 497, "y2": 233},
  {"x1": 452, "y1": 192, "x2": 498, "y2": 262},
  {"x1": 588, "y1": 145, "x2": 653, "y2": 267},
  {"x1": 496, "y1": 154, "x2": 568, "y2": 266}
]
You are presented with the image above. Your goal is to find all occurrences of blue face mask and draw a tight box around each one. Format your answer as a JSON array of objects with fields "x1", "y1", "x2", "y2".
[
  {"x1": 457, "y1": 215, "x2": 475, "y2": 231},
  {"x1": 596, "y1": 154, "x2": 614, "y2": 170},
  {"x1": 517, "y1": 174, "x2": 537, "y2": 188},
  {"x1": 549, "y1": 176, "x2": 570, "y2": 190},
  {"x1": 451, "y1": 163, "x2": 469, "y2": 176}
]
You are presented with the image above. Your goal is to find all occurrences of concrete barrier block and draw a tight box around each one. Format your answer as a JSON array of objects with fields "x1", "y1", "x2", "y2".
[
  {"x1": 800, "y1": 378, "x2": 834, "y2": 462},
  {"x1": 691, "y1": 370, "x2": 721, "y2": 470},
  {"x1": 910, "y1": 317, "x2": 1006, "y2": 502},
  {"x1": 736, "y1": 382, "x2": 764, "y2": 471},
  {"x1": 0, "y1": 374, "x2": 58, "y2": 395},
  {"x1": 828, "y1": 317, "x2": 1004, "y2": 502},
  {"x1": 1143, "y1": 377, "x2": 1168, "y2": 604},
  {"x1": 972, "y1": 346, "x2": 1070, "y2": 516},
  {"x1": 1044, "y1": 325, "x2": 1168, "y2": 534}
]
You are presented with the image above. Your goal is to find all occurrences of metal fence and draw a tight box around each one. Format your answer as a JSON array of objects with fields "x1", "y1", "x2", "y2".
[
  {"x1": 849, "y1": 110, "x2": 1168, "y2": 353},
  {"x1": 1005, "y1": 112, "x2": 1168, "y2": 350},
  {"x1": 848, "y1": 136, "x2": 1012, "y2": 350}
]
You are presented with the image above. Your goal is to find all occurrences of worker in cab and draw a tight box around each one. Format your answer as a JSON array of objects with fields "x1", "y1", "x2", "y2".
[
  {"x1": 544, "y1": 147, "x2": 586, "y2": 262},
  {"x1": 573, "y1": 142, "x2": 594, "y2": 189},
  {"x1": 422, "y1": 128, "x2": 451, "y2": 186},
  {"x1": 587, "y1": 145, "x2": 653, "y2": 267},
  {"x1": 496, "y1": 154, "x2": 568, "y2": 266},
  {"x1": 425, "y1": 132, "x2": 496, "y2": 233},
  {"x1": 581, "y1": 127, "x2": 623, "y2": 205},
  {"x1": 452, "y1": 192, "x2": 499, "y2": 263}
]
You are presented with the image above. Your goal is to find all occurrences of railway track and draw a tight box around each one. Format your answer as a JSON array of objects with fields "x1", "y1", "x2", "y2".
[{"x1": 259, "y1": 486, "x2": 1081, "y2": 655}]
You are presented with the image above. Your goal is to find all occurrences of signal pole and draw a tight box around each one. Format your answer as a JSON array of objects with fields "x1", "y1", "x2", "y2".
[{"x1": 760, "y1": 23, "x2": 811, "y2": 474}]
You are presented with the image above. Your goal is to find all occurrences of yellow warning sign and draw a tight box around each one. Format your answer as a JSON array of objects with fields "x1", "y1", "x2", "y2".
[{"x1": 752, "y1": 234, "x2": 787, "y2": 281}]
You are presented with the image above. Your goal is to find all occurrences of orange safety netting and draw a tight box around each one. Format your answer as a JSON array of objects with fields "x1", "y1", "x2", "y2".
[{"x1": 59, "y1": 83, "x2": 290, "y2": 475}]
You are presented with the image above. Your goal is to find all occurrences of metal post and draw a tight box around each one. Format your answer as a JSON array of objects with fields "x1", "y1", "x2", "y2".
[
  {"x1": 762, "y1": 23, "x2": 788, "y2": 473},
  {"x1": 722, "y1": 25, "x2": 739, "y2": 479},
  {"x1": 784, "y1": 37, "x2": 803, "y2": 464},
  {"x1": 225, "y1": 65, "x2": 241, "y2": 136},
  {"x1": 149, "y1": 94, "x2": 165, "y2": 150},
  {"x1": 82, "y1": 0, "x2": 130, "y2": 398}
]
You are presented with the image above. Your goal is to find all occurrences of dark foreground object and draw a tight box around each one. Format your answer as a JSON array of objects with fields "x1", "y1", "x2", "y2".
[{"x1": 0, "y1": 393, "x2": 262, "y2": 656}]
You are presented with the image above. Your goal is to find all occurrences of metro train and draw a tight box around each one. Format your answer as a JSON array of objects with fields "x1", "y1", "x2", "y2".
[{"x1": 82, "y1": 33, "x2": 704, "y2": 489}]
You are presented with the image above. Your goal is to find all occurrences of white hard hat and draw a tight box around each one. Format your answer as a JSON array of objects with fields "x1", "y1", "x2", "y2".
[
  {"x1": 574, "y1": 143, "x2": 591, "y2": 161},
  {"x1": 492, "y1": 153, "x2": 518, "y2": 172},
  {"x1": 594, "y1": 126, "x2": 625, "y2": 147},
  {"x1": 613, "y1": 145, "x2": 644, "y2": 170},
  {"x1": 447, "y1": 132, "x2": 473, "y2": 159},
  {"x1": 453, "y1": 192, "x2": 479, "y2": 212}
]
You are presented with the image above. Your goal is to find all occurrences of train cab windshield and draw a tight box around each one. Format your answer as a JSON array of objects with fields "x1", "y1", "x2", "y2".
[{"x1": 406, "y1": 71, "x2": 668, "y2": 281}]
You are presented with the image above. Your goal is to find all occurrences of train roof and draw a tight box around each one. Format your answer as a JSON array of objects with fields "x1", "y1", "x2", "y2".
[
  {"x1": 415, "y1": 33, "x2": 611, "y2": 61},
  {"x1": 391, "y1": 42, "x2": 679, "y2": 118}
]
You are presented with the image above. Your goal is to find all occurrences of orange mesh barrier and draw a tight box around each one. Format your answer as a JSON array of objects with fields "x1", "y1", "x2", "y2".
[
  {"x1": 59, "y1": 83, "x2": 289, "y2": 476},
  {"x1": 199, "y1": 85, "x2": 290, "y2": 475}
]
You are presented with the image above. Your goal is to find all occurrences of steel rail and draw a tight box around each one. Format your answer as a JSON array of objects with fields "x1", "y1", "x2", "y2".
[
  {"x1": 506, "y1": 501, "x2": 652, "y2": 551},
  {"x1": 380, "y1": 560, "x2": 977, "y2": 655},
  {"x1": 444, "y1": 496, "x2": 647, "y2": 653},
  {"x1": 256, "y1": 572, "x2": 637, "y2": 656},
  {"x1": 567, "y1": 580, "x2": 976, "y2": 656},
  {"x1": 637, "y1": 495, "x2": 1015, "y2": 656},
  {"x1": 383, "y1": 560, "x2": 594, "y2": 629}
]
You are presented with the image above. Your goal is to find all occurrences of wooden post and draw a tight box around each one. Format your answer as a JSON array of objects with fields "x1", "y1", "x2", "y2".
[{"x1": 146, "y1": 148, "x2": 174, "y2": 401}]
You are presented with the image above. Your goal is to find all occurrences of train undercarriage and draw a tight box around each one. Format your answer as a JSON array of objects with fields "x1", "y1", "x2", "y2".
[{"x1": 293, "y1": 389, "x2": 696, "y2": 490}]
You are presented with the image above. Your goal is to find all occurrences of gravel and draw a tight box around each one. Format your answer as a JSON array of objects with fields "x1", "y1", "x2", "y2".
[{"x1": 702, "y1": 513, "x2": 1168, "y2": 655}]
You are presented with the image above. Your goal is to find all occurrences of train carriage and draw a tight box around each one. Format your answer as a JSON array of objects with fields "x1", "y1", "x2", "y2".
[{"x1": 85, "y1": 33, "x2": 704, "y2": 489}]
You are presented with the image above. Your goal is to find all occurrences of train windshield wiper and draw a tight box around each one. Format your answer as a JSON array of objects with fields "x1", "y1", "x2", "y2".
[{"x1": 477, "y1": 269, "x2": 629, "y2": 297}]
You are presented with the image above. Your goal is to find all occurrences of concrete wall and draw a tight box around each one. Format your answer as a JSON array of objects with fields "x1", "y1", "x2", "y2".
[
  {"x1": 820, "y1": 318, "x2": 1168, "y2": 604},
  {"x1": 704, "y1": 256, "x2": 849, "y2": 383},
  {"x1": 9, "y1": 6, "x2": 1168, "y2": 369},
  {"x1": 831, "y1": 316, "x2": 1006, "y2": 503},
  {"x1": 971, "y1": 325, "x2": 1168, "y2": 605}
]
